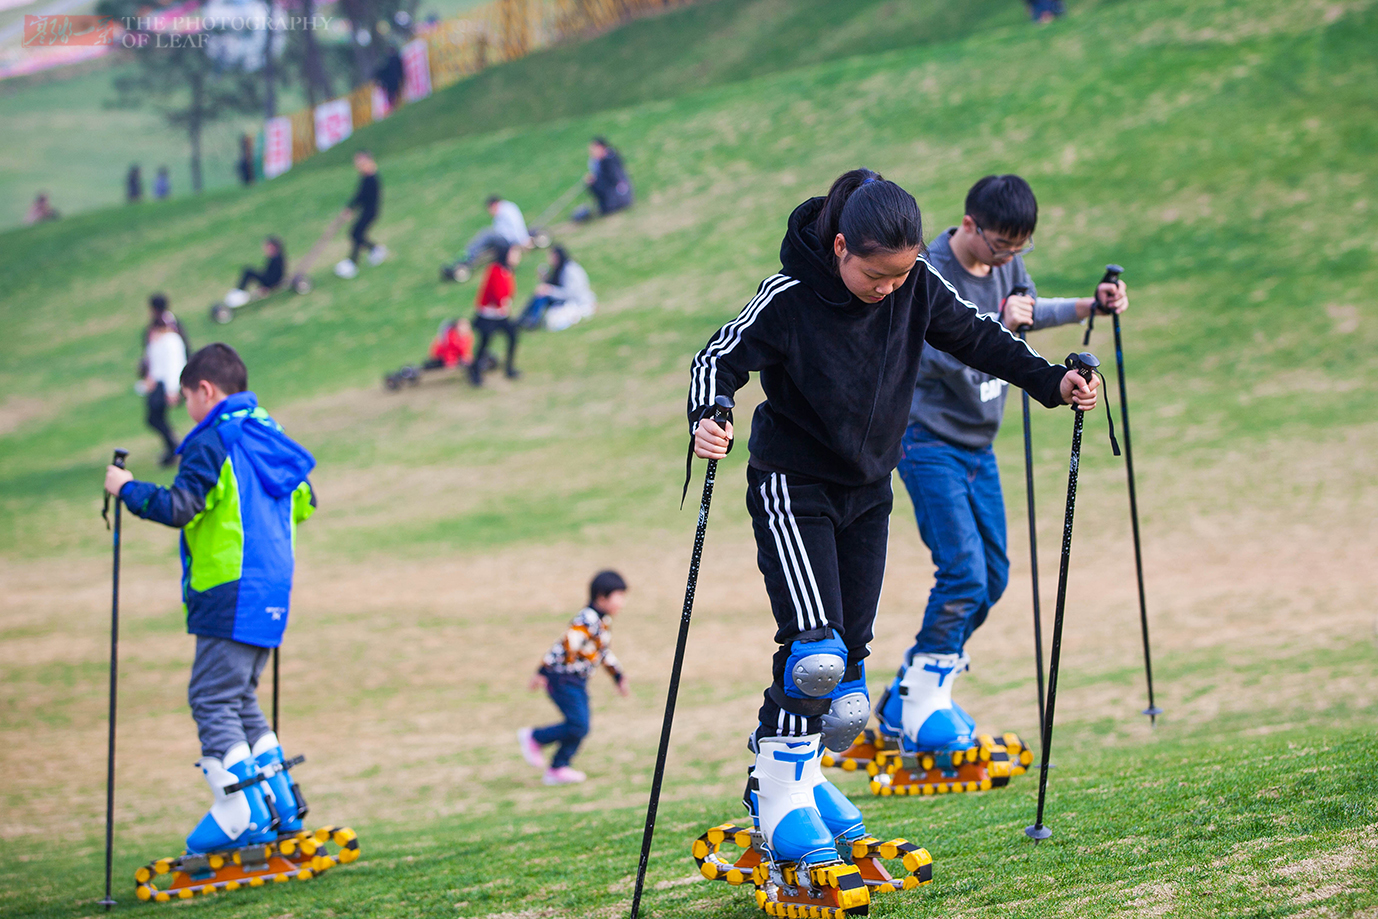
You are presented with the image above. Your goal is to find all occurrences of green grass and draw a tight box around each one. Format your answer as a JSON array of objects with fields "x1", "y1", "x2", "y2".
[
  {"x1": 2, "y1": 724, "x2": 1376, "y2": 918},
  {"x1": 1, "y1": 0, "x2": 1377, "y2": 915}
]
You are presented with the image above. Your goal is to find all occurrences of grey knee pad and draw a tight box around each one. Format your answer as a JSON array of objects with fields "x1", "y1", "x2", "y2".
[{"x1": 820, "y1": 691, "x2": 870, "y2": 752}]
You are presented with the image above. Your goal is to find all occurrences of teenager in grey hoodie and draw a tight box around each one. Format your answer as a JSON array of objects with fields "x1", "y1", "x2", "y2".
[{"x1": 875, "y1": 174, "x2": 1129, "y2": 756}]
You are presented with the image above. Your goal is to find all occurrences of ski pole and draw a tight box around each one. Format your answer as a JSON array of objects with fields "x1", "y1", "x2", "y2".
[
  {"x1": 272, "y1": 648, "x2": 280, "y2": 735},
  {"x1": 1008, "y1": 285, "x2": 1047, "y2": 742},
  {"x1": 533, "y1": 177, "x2": 587, "y2": 229},
  {"x1": 1026, "y1": 355, "x2": 1099, "y2": 843},
  {"x1": 101, "y1": 448, "x2": 128, "y2": 910},
  {"x1": 629, "y1": 394, "x2": 734, "y2": 919},
  {"x1": 1099, "y1": 265, "x2": 1162, "y2": 725}
]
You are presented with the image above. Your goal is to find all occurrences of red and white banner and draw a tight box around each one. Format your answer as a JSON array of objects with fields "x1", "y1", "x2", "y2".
[
  {"x1": 313, "y1": 98, "x2": 353, "y2": 152},
  {"x1": 401, "y1": 39, "x2": 430, "y2": 102},
  {"x1": 371, "y1": 83, "x2": 392, "y2": 121},
  {"x1": 263, "y1": 116, "x2": 293, "y2": 179}
]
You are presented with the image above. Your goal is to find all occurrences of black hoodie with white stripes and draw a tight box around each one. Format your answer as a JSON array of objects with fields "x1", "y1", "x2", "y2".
[{"x1": 687, "y1": 196, "x2": 1069, "y2": 488}]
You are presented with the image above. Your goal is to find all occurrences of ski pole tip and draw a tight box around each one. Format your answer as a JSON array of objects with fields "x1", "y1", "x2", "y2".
[{"x1": 1024, "y1": 824, "x2": 1052, "y2": 842}]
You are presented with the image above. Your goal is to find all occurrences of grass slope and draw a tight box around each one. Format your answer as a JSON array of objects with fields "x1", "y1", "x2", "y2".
[
  {"x1": 3, "y1": 727, "x2": 1377, "y2": 917},
  {"x1": 1, "y1": 0, "x2": 1377, "y2": 915}
]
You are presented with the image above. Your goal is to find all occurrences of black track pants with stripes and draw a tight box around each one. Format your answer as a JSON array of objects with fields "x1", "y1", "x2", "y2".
[{"x1": 746, "y1": 466, "x2": 891, "y2": 739}]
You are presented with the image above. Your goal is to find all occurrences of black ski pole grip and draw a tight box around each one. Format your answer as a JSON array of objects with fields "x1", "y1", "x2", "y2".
[
  {"x1": 712, "y1": 394, "x2": 734, "y2": 427},
  {"x1": 1083, "y1": 263, "x2": 1125, "y2": 345},
  {"x1": 1066, "y1": 353, "x2": 1120, "y2": 455},
  {"x1": 103, "y1": 449, "x2": 130, "y2": 528},
  {"x1": 1006, "y1": 284, "x2": 1032, "y2": 333},
  {"x1": 1066, "y1": 351, "x2": 1099, "y2": 383}
]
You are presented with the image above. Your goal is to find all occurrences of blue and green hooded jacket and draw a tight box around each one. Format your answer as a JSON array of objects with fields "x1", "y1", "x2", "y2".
[{"x1": 120, "y1": 392, "x2": 316, "y2": 648}]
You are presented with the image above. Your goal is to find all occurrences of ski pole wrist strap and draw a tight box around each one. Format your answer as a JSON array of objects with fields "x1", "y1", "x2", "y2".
[{"x1": 681, "y1": 404, "x2": 734, "y2": 508}]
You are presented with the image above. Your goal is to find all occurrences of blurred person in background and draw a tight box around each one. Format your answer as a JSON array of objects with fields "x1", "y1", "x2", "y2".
[
  {"x1": 573, "y1": 137, "x2": 633, "y2": 222},
  {"x1": 335, "y1": 150, "x2": 387, "y2": 279},
  {"x1": 24, "y1": 193, "x2": 60, "y2": 225},
  {"x1": 126, "y1": 164, "x2": 143, "y2": 203},
  {"x1": 154, "y1": 166, "x2": 171, "y2": 200},
  {"x1": 520, "y1": 245, "x2": 595, "y2": 331},
  {"x1": 1027, "y1": 0, "x2": 1065, "y2": 23},
  {"x1": 141, "y1": 312, "x2": 188, "y2": 466},
  {"x1": 470, "y1": 244, "x2": 522, "y2": 386},
  {"x1": 237, "y1": 134, "x2": 256, "y2": 186}
]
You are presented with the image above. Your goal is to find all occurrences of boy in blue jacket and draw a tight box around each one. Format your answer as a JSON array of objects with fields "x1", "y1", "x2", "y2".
[{"x1": 105, "y1": 343, "x2": 317, "y2": 854}]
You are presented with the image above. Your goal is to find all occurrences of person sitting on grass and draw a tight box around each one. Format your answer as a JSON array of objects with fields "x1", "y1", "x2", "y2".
[
  {"x1": 573, "y1": 137, "x2": 633, "y2": 222},
  {"x1": 225, "y1": 237, "x2": 286, "y2": 308},
  {"x1": 520, "y1": 246, "x2": 596, "y2": 331},
  {"x1": 470, "y1": 244, "x2": 522, "y2": 386},
  {"x1": 453, "y1": 195, "x2": 532, "y2": 275},
  {"x1": 103, "y1": 343, "x2": 317, "y2": 855},
  {"x1": 518, "y1": 570, "x2": 631, "y2": 786},
  {"x1": 384, "y1": 318, "x2": 476, "y2": 389}
]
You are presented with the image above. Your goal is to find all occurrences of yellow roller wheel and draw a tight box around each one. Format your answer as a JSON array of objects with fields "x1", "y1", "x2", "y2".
[
  {"x1": 841, "y1": 759, "x2": 857, "y2": 772},
  {"x1": 154, "y1": 891, "x2": 171, "y2": 902},
  {"x1": 274, "y1": 872, "x2": 290, "y2": 883},
  {"x1": 154, "y1": 859, "x2": 172, "y2": 875},
  {"x1": 209, "y1": 854, "x2": 225, "y2": 869},
  {"x1": 339, "y1": 847, "x2": 359, "y2": 864},
  {"x1": 280, "y1": 838, "x2": 297, "y2": 855},
  {"x1": 249, "y1": 876, "x2": 265, "y2": 887},
  {"x1": 136, "y1": 885, "x2": 152, "y2": 901},
  {"x1": 332, "y1": 828, "x2": 356, "y2": 846},
  {"x1": 297, "y1": 869, "x2": 313, "y2": 880},
  {"x1": 135, "y1": 867, "x2": 152, "y2": 883},
  {"x1": 314, "y1": 828, "x2": 330, "y2": 843},
  {"x1": 225, "y1": 880, "x2": 241, "y2": 891},
  {"x1": 301, "y1": 837, "x2": 319, "y2": 856},
  {"x1": 177, "y1": 888, "x2": 194, "y2": 899}
]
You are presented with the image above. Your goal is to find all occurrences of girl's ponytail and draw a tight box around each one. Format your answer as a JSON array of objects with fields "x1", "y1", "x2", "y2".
[{"x1": 814, "y1": 168, "x2": 923, "y2": 267}]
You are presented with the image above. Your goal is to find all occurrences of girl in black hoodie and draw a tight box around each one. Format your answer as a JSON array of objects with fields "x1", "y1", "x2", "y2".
[{"x1": 687, "y1": 169, "x2": 1098, "y2": 869}]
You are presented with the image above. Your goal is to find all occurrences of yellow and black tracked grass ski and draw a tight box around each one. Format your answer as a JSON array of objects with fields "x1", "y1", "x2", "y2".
[
  {"x1": 869, "y1": 733, "x2": 1033, "y2": 797},
  {"x1": 133, "y1": 826, "x2": 359, "y2": 902},
  {"x1": 692, "y1": 822, "x2": 932, "y2": 917}
]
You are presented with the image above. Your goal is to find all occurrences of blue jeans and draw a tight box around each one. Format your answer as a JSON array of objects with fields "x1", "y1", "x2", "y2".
[
  {"x1": 532, "y1": 672, "x2": 590, "y2": 768},
  {"x1": 896, "y1": 424, "x2": 1009, "y2": 656}
]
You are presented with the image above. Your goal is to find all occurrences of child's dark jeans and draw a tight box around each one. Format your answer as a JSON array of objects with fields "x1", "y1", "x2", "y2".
[{"x1": 533, "y1": 671, "x2": 590, "y2": 768}]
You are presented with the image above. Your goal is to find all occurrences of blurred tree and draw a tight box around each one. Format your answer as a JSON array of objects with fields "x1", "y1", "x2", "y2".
[{"x1": 99, "y1": 0, "x2": 262, "y2": 193}]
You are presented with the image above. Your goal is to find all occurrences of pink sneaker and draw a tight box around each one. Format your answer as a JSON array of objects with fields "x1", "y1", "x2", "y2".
[
  {"x1": 542, "y1": 766, "x2": 586, "y2": 785},
  {"x1": 516, "y1": 728, "x2": 545, "y2": 769}
]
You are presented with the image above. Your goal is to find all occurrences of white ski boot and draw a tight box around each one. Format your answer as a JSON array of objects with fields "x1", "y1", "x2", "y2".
[
  {"x1": 333, "y1": 259, "x2": 358, "y2": 279},
  {"x1": 223, "y1": 288, "x2": 251, "y2": 309},
  {"x1": 748, "y1": 734, "x2": 840, "y2": 866},
  {"x1": 899, "y1": 651, "x2": 977, "y2": 754},
  {"x1": 367, "y1": 244, "x2": 388, "y2": 266}
]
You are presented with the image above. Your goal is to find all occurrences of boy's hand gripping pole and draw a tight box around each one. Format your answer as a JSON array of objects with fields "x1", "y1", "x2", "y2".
[
  {"x1": 1081, "y1": 263, "x2": 1122, "y2": 347},
  {"x1": 101, "y1": 448, "x2": 128, "y2": 910},
  {"x1": 629, "y1": 395, "x2": 733, "y2": 919},
  {"x1": 1026, "y1": 356, "x2": 1103, "y2": 844},
  {"x1": 101, "y1": 449, "x2": 129, "y2": 529},
  {"x1": 1008, "y1": 286, "x2": 1048, "y2": 741}
]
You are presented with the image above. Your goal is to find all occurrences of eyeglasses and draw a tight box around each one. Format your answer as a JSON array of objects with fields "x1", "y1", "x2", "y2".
[{"x1": 975, "y1": 223, "x2": 1035, "y2": 258}]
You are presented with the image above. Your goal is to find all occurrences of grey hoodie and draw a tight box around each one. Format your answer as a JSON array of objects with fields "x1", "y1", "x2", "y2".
[{"x1": 909, "y1": 228, "x2": 1081, "y2": 450}]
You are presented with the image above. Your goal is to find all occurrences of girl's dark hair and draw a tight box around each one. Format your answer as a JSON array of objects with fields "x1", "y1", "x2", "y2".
[
  {"x1": 491, "y1": 243, "x2": 512, "y2": 269},
  {"x1": 149, "y1": 293, "x2": 168, "y2": 312},
  {"x1": 265, "y1": 235, "x2": 283, "y2": 253},
  {"x1": 814, "y1": 168, "x2": 923, "y2": 264},
  {"x1": 550, "y1": 245, "x2": 569, "y2": 285},
  {"x1": 965, "y1": 174, "x2": 1038, "y2": 238},
  {"x1": 589, "y1": 569, "x2": 627, "y2": 605}
]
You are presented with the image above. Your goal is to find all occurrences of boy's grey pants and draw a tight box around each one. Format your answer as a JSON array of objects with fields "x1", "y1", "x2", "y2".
[{"x1": 189, "y1": 635, "x2": 273, "y2": 759}]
